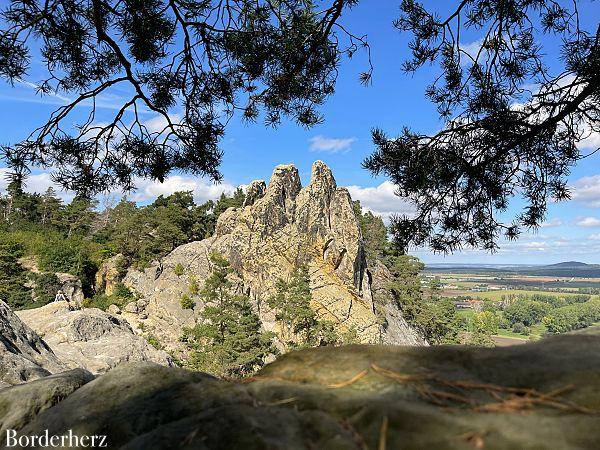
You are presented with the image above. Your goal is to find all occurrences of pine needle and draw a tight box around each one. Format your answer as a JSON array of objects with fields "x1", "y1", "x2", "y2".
[
  {"x1": 378, "y1": 416, "x2": 389, "y2": 450},
  {"x1": 328, "y1": 369, "x2": 369, "y2": 388}
]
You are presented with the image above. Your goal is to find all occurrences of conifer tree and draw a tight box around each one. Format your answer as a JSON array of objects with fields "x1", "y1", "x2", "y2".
[
  {"x1": 38, "y1": 187, "x2": 63, "y2": 228},
  {"x1": 0, "y1": 237, "x2": 31, "y2": 309},
  {"x1": 387, "y1": 255, "x2": 460, "y2": 344},
  {"x1": 183, "y1": 253, "x2": 276, "y2": 377},
  {"x1": 268, "y1": 266, "x2": 345, "y2": 349}
]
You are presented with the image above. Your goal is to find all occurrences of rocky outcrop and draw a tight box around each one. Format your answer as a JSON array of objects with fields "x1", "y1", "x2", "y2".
[
  {"x1": 0, "y1": 300, "x2": 66, "y2": 387},
  {"x1": 19, "y1": 257, "x2": 85, "y2": 306},
  {"x1": 4, "y1": 328, "x2": 600, "y2": 449},
  {"x1": 16, "y1": 302, "x2": 172, "y2": 374},
  {"x1": 95, "y1": 254, "x2": 125, "y2": 296},
  {"x1": 369, "y1": 260, "x2": 424, "y2": 345},
  {"x1": 125, "y1": 161, "x2": 424, "y2": 352}
]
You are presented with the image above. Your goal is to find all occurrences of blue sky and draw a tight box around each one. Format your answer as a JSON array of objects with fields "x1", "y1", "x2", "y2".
[{"x1": 1, "y1": 1, "x2": 600, "y2": 265}]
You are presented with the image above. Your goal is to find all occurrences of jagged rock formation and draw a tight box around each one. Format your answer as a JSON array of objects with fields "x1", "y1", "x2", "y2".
[
  {"x1": 0, "y1": 300, "x2": 66, "y2": 387},
  {"x1": 4, "y1": 328, "x2": 600, "y2": 449},
  {"x1": 16, "y1": 301, "x2": 172, "y2": 374},
  {"x1": 124, "y1": 161, "x2": 424, "y2": 352}
]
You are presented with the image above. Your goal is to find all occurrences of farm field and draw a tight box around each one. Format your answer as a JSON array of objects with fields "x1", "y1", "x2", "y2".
[
  {"x1": 457, "y1": 289, "x2": 594, "y2": 301},
  {"x1": 431, "y1": 266, "x2": 600, "y2": 344}
]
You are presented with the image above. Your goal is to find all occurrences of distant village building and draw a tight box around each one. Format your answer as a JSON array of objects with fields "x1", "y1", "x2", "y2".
[{"x1": 454, "y1": 299, "x2": 484, "y2": 311}]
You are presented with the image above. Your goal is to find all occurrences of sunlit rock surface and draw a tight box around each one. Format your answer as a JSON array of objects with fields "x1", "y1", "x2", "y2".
[{"x1": 124, "y1": 161, "x2": 425, "y2": 352}]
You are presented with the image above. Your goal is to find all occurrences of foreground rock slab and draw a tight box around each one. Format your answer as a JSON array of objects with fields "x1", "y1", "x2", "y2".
[
  {"x1": 16, "y1": 302, "x2": 172, "y2": 374},
  {"x1": 0, "y1": 369, "x2": 93, "y2": 434},
  {"x1": 0, "y1": 300, "x2": 66, "y2": 387},
  {"x1": 4, "y1": 328, "x2": 600, "y2": 449}
]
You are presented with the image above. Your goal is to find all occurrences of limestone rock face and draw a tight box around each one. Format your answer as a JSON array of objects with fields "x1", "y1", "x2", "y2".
[
  {"x1": 7, "y1": 328, "x2": 600, "y2": 449},
  {"x1": 0, "y1": 300, "x2": 66, "y2": 386},
  {"x1": 16, "y1": 302, "x2": 172, "y2": 374},
  {"x1": 125, "y1": 161, "x2": 425, "y2": 351}
]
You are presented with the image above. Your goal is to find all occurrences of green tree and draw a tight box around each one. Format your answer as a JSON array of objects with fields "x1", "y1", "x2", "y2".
[
  {"x1": 38, "y1": 187, "x2": 63, "y2": 229},
  {"x1": 59, "y1": 196, "x2": 98, "y2": 237},
  {"x1": 0, "y1": 0, "x2": 364, "y2": 195},
  {"x1": 472, "y1": 311, "x2": 499, "y2": 336},
  {"x1": 37, "y1": 235, "x2": 97, "y2": 296},
  {"x1": 31, "y1": 272, "x2": 62, "y2": 306},
  {"x1": 353, "y1": 200, "x2": 390, "y2": 262},
  {"x1": 387, "y1": 255, "x2": 460, "y2": 344},
  {"x1": 504, "y1": 298, "x2": 551, "y2": 327},
  {"x1": 0, "y1": 237, "x2": 32, "y2": 309},
  {"x1": 182, "y1": 253, "x2": 276, "y2": 377},
  {"x1": 214, "y1": 188, "x2": 246, "y2": 217},
  {"x1": 543, "y1": 299, "x2": 600, "y2": 334},
  {"x1": 364, "y1": 1, "x2": 600, "y2": 253},
  {"x1": 267, "y1": 266, "x2": 343, "y2": 349}
]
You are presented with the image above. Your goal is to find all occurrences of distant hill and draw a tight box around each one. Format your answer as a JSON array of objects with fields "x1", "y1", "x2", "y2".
[
  {"x1": 424, "y1": 261, "x2": 600, "y2": 278},
  {"x1": 542, "y1": 261, "x2": 594, "y2": 269}
]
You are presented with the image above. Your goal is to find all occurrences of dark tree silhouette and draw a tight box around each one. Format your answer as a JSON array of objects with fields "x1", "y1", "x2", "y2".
[
  {"x1": 0, "y1": 0, "x2": 369, "y2": 194},
  {"x1": 365, "y1": 0, "x2": 600, "y2": 253}
]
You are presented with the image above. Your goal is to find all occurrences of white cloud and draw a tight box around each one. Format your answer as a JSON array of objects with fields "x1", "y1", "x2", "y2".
[
  {"x1": 345, "y1": 181, "x2": 417, "y2": 222},
  {"x1": 570, "y1": 175, "x2": 600, "y2": 208},
  {"x1": 0, "y1": 167, "x2": 237, "y2": 206},
  {"x1": 144, "y1": 114, "x2": 182, "y2": 135},
  {"x1": 127, "y1": 175, "x2": 237, "y2": 205},
  {"x1": 0, "y1": 168, "x2": 74, "y2": 202},
  {"x1": 309, "y1": 135, "x2": 356, "y2": 154},
  {"x1": 588, "y1": 234, "x2": 600, "y2": 241},
  {"x1": 579, "y1": 123, "x2": 600, "y2": 150},
  {"x1": 574, "y1": 216, "x2": 600, "y2": 227},
  {"x1": 460, "y1": 38, "x2": 485, "y2": 64},
  {"x1": 540, "y1": 218, "x2": 563, "y2": 228}
]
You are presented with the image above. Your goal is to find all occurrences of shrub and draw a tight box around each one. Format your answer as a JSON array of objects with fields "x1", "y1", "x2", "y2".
[
  {"x1": 512, "y1": 322, "x2": 526, "y2": 334},
  {"x1": 188, "y1": 276, "x2": 200, "y2": 296},
  {"x1": 83, "y1": 289, "x2": 131, "y2": 311},
  {"x1": 180, "y1": 294, "x2": 195, "y2": 310},
  {"x1": 146, "y1": 335, "x2": 163, "y2": 350},
  {"x1": 174, "y1": 263, "x2": 185, "y2": 277},
  {"x1": 36, "y1": 235, "x2": 97, "y2": 296},
  {"x1": 113, "y1": 282, "x2": 134, "y2": 301}
]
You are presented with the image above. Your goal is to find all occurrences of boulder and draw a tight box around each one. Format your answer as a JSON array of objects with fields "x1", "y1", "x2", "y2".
[
  {"x1": 16, "y1": 302, "x2": 172, "y2": 374},
  {"x1": 107, "y1": 304, "x2": 121, "y2": 315},
  {"x1": 0, "y1": 368, "x2": 93, "y2": 434},
  {"x1": 0, "y1": 300, "x2": 66, "y2": 386},
  {"x1": 7, "y1": 328, "x2": 600, "y2": 449},
  {"x1": 125, "y1": 161, "x2": 425, "y2": 352}
]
